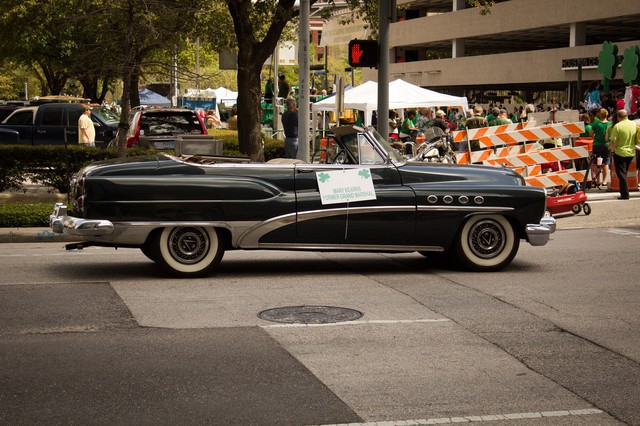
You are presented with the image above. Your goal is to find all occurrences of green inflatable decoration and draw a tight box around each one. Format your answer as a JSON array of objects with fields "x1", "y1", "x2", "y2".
[
  {"x1": 597, "y1": 41, "x2": 619, "y2": 93},
  {"x1": 621, "y1": 45, "x2": 640, "y2": 85}
]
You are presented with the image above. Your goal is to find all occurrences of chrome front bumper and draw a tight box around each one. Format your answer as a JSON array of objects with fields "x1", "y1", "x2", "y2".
[
  {"x1": 49, "y1": 203, "x2": 114, "y2": 236},
  {"x1": 525, "y1": 216, "x2": 556, "y2": 246}
]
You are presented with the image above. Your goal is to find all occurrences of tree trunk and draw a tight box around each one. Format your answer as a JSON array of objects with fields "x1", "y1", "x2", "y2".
[
  {"x1": 39, "y1": 63, "x2": 68, "y2": 95},
  {"x1": 226, "y1": 0, "x2": 297, "y2": 162},
  {"x1": 80, "y1": 76, "x2": 98, "y2": 102},
  {"x1": 129, "y1": 69, "x2": 141, "y2": 108},
  {"x1": 116, "y1": 70, "x2": 133, "y2": 158},
  {"x1": 236, "y1": 56, "x2": 265, "y2": 162},
  {"x1": 97, "y1": 78, "x2": 111, "y2": 104}
]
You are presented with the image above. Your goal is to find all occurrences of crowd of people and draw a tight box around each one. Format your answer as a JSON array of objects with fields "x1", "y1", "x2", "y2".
[
  {"x1": 386, "y1": 103, "x2": 537, "y2": 152},
  {"x1": 381, "y1": 83, "x2": 640, "y2": 200},
  {"x1": 163, "y1": 76, "x2": 639, "y2": 198}
]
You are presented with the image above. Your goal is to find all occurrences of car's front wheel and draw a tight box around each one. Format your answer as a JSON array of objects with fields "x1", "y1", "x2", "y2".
[
  {"x1": 151, "y1": 226, "x2": 224, "y2": 277},
  {"x1": 455, "y1": 215, "x2": 519, "y2": 272}
]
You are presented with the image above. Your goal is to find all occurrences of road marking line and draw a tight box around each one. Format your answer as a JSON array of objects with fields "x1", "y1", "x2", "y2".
[
  {"x1": 261, "y1": 319, "x2": 451, "y2": 328},
  {"x1": 314, "y1": 408, "x2": 603, "y2": 425},
  {"x1": 608, "y1": 228, "x2": 640, "y2": 237}
]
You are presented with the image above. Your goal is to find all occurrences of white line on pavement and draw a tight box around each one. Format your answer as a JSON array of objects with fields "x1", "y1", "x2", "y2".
[
  {"x1": 314, "y1": 408, "x2": 604, "y2": 425},
  {"x1": 608, "y1": 228, "x2": 640, "y2": 237},
  {"x1": 261, "y1": 319, "x2": 451, "y2": 328}
]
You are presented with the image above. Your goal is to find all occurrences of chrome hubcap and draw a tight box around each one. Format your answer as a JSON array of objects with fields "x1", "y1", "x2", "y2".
[
  {"x1": 168, "y1": 227, "x2": 210, "y2": 264},
  {"x1": 468, "y1": 220, "x2": 505, "y2": 259}
]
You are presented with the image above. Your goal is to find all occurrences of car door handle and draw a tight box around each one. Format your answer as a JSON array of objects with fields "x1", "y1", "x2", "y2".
[
  {"x1": 36, "y1": 130, "x2": 47, "y2": 134},
  {"x1": 297, "y1": 168, "x2": 315, "y2": 173}
]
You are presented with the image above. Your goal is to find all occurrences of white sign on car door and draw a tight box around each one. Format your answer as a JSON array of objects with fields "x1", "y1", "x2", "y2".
[{"x1": 316, "y1": 168, "x2": 377, "y2": 205}]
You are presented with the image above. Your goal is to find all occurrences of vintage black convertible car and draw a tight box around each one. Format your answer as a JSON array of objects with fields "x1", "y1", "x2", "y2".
[{"x1": 50, "y1": 126, "x2": 556, "y2": 277}]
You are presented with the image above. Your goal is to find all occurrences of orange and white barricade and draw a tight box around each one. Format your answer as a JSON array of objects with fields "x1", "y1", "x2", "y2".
[
  {"x1": 475, "y1": 122, "x2": 584, "y2": 149},
  {"x1": 452, "y1": 121, "x2": 537, "y2": 144},
  {"x1": 482, "y1": 146, "x2": 589, "y2": 168},
  {"x1": 525, "y1": 170, "x2": 588, "y2": 188},
  {"x1": 454, "y1": 121, "x2": 591, "y2": 189}
]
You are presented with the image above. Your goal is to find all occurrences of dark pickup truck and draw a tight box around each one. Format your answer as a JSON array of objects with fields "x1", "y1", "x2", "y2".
[{"x1": 0, "y1": 103, "x2": 119, "y2": 148}]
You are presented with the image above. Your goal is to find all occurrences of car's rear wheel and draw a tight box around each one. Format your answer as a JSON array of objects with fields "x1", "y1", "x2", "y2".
[
  {"x1": 140, "y1": 242, "x2": 157, "y2": 262},
  {"x1": 151, "y1": 226, "x2": 224, "y2": 277},
  {"x1": 455, "y1": 215, "x2": 519, "y2": 272}
]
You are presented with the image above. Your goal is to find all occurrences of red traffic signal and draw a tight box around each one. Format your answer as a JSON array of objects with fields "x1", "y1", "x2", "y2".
[{"x1": 348, "y1": 39, "x2": 378, "y2": 68}]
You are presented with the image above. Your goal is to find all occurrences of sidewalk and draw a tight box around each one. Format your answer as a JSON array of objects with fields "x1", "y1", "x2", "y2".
[{"x1": 1, "y1": 186, "x2": 636, "y2": 244}]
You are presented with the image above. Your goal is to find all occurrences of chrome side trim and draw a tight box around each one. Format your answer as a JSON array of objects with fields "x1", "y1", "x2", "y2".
[
  {"x1": 417, "y1": 205, "x2": 513, "y2": 212},
  {"x1": 298, "y1": 205, "x2": 416, "y2": 221},
  {"x1": 50, "y1": 205, "x2": 260, "y2": 246},
  {"x1": 255, "y1": 243, "x2": 444, "y2": 252},
  {"x1": 236, "y1": 205, "x2": 416, "y2": 247},
  {"x1": 236, "y1": 213, "x2": 297, "y2": 247}
]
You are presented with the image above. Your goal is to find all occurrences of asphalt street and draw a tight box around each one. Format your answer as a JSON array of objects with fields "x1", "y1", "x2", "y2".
[{"x1": 1, "y1": 191, "x2": 639, "y2": 425}]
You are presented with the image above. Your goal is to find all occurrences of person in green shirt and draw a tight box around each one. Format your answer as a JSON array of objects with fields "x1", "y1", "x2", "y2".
[
  {"x1": 609, "y1": 109, "x2": 639, "y2": 199},
  {"x1": 399, "y1": 110, "x2": 418, "y2": 142},
  {"x1": 579, "y1": 113, "x2": 592, "y2": 138},
  {"x1": 489, "y1": 109, "x2": 512, "y2": 126},
  {"x1": 589, "y1": 108, "x2": 612, "y2": 187}
]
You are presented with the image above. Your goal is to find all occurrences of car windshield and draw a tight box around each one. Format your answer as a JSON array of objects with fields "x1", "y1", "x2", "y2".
[
  {"x1": 364, "y1": 127, "x2": 404, "y2": 164},
  {"x1": 140, "y1": 111, "x2": 203, "y2": 136},
  {"x1": 91, "y1": 106, "x2": 120, "y2": 125}
]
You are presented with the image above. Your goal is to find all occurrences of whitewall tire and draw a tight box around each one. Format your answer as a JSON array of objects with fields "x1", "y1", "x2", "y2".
[
  {"x1": 455, "y1": 215, "x2": 519, "y2": 272},
  {"x1": 152, "y1": 226, "x2": 224, "y2": 277}
]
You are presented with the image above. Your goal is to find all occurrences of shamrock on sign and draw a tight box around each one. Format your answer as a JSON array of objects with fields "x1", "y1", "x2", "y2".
[
  {"x1": 318, "y1": 172, "x2": 330, "y2": 183},
  {"x1": 358, "y1": 169, "x2": 371, "y2": 180}
]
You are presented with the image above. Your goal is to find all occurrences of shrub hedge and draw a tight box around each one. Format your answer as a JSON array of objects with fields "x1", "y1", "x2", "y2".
[
  {"x1": 0, "y1": 202, "x2": 53, "y2": 227},
  {"x1": 0, "y1": 130, "x2": 285, "y2": 193}
]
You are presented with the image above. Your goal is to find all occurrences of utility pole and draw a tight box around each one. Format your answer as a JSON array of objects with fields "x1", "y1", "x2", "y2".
[
  {"x1": 377, "y1": 0, "x2": 391, "y2": 138},
  {"x1": 298, "y1": 0, "x2": 310, "y2": 161}
]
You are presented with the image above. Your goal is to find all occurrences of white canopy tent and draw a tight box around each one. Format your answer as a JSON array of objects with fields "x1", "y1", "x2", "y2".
[
  {"x1": 182, "y1": 87, "x2": 239, "y2": 121},
  {"x1": 212, "y1": 87, "x2": 238, "y2": 107},
  {"x1": 183, "y1": 87, "x2": 238, "y2": 107},
  {"x1": 312, "y1": 79, "x2": 469, "y2": 127}
]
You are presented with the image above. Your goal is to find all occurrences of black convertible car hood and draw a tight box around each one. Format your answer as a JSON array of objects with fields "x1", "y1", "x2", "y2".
[{"x1": 399, "y1": 160, "x2": 526, "y2": 187}]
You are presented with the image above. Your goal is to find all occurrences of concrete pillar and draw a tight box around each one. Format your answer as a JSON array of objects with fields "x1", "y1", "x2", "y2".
[
  {"x1": 452, "y1": 38, "x2": 465, "y2": 58},
  {"x1": 570, "y1": 22, "x2": 586, "y2": 47},
  {"x1": 453, "y1": 0, "x2": 466, "y2": 11}
]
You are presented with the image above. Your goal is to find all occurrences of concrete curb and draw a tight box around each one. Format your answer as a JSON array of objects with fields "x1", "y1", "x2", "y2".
[{"x1": 0, "y1": 228, "x2": 78, "y2": 244}]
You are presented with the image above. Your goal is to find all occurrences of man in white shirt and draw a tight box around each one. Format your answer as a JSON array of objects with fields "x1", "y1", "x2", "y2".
[{"x1": 78, "y1": 104, "x2": 95, "y2": 146}]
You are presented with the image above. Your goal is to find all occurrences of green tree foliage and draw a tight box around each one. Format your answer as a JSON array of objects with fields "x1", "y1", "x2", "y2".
[
  {"x1": 2, "y1": 0, "x2": 494, "y2": 161},
  {"x1": 621, "y1": 45, "x2": 640, "y2": 85}
]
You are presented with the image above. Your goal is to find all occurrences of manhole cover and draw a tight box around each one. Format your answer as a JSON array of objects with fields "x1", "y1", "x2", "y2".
[{"x1": 258, "y1": 306, "x2": 364, "y2": 324}]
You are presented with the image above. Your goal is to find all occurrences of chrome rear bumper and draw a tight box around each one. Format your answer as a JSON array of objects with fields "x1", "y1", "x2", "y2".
[
  {"x1": 526, "y1": 216, "x2": 556, "y2": 246},
  {"x1": 49, "y1": 203, "x2": 114, "y2": 236}
]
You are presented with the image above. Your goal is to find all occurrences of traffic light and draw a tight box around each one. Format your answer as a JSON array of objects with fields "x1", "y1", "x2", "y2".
[{"x1": 348, "y1": 39, "x2": 378, "y2": 68}]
